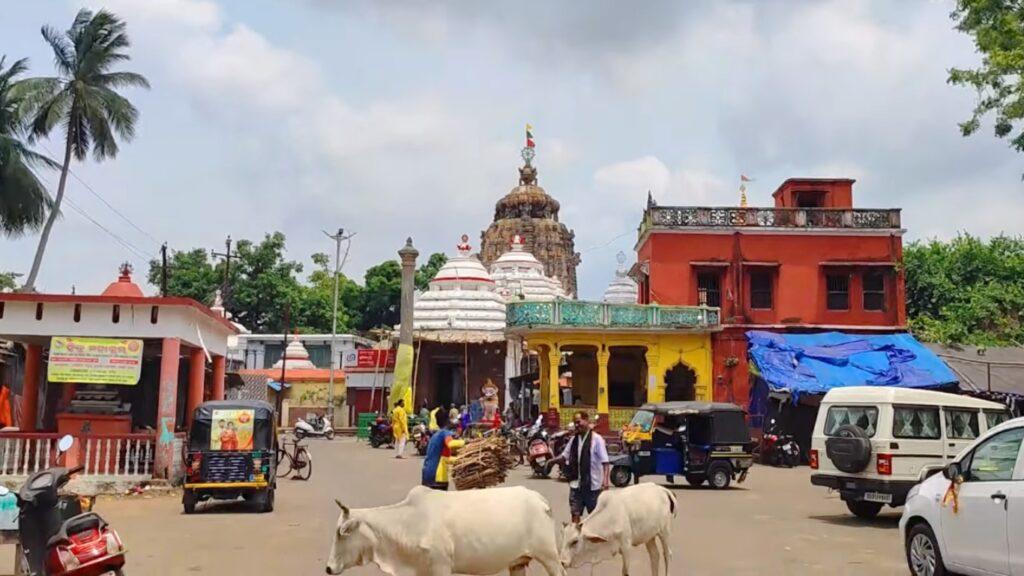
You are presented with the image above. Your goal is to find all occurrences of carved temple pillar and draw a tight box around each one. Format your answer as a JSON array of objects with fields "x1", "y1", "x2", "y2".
[{"x1": 645, "y1": 348, "x2": 665, "y2": 403}]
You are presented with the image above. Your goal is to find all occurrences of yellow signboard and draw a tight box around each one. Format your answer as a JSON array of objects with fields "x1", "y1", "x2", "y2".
[
  {"x1": 47, "y1": 337, "x2": 143, "y2": 385},
  {"x1": 210, "y1": 409, "x2": 255, "y2": 451}
]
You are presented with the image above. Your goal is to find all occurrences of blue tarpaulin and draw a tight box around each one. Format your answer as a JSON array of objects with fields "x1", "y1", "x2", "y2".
[{"x1": 746, "y1": 331, "x2": 957, "y2": 400}]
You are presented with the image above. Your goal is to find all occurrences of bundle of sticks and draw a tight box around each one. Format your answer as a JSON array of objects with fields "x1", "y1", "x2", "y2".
[{"x1": 451, "y1": 435, "x2": 518, "y2": 490}]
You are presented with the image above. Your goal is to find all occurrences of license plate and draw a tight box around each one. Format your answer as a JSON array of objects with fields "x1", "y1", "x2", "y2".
[{"x1": 863, "y1": 492, "x2": 892, "y2": 504}]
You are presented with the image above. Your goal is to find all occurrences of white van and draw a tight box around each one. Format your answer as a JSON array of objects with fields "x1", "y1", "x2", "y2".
[{"x1": 810, "y1": 387, "x2": 1010, "y2": 518}]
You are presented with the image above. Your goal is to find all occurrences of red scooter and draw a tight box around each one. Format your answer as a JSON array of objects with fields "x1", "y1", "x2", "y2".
[{"x1": 2, "y1": 435, "x2": 127, "y2": 575}]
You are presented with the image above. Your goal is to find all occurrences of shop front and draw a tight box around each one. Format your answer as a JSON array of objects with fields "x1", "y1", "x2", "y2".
[
  {"x1": 506, "y1": 300, "x2": 720, "y2": 432},
  {"x1": 0, "y1": 268, "x2": 237, "y2": 488}
]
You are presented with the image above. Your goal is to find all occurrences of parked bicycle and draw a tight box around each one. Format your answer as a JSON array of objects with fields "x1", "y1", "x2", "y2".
[{"x1": 276, "y1": 436, "x2": 312, "y2": 481}]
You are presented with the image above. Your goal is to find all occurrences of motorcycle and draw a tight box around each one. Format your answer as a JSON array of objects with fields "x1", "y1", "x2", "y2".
[
  {"x1": 761, "y1": 418, "x2": 801, "y2": 467},
  {"x1": 412, "y1": 423, "x2": 433, "y2": 456},
  {"x1": 367, "y1": 416, "x2": 394, "y2": 449},
  {"x1": 0, "y1": 435, "x2": 127, "y2": 576},
  {"x1": 526, "y1": 417, "x2": 554, "y2": 477},
  {"x1": 547, "y1": 427, "x2": 573, "y2": 480},
  {"x1": 294, "y1": 413, "x2": 335, "y2": 440}
]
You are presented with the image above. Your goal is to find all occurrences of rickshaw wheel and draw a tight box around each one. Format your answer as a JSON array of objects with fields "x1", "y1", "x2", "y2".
[
  {"x1": 182, "y1": 490, "x2": 198, "y2": 514},
  {"x1": 708, "y1": 462, "x2": 732, "y2": 490},
  {"x1": 610, "y1": 465, "x2": 632, "y2": 488},
  {"x1": 254, "y1": 488, "x2": 275, "y2": 513}
]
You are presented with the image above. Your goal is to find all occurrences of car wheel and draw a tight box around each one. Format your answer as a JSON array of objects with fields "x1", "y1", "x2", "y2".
[
  {"x1": 182, "y1": 489, "x2": 197, "y2": 515},
  {"x1": 846, "y1": 500, "x2": 883, "y2": 519},
  {"x1": 685, "y1": 474, "x2": 706, "y2": 487},
  {"x1": 708, "y1": 463, "x2": 732, "y2": 490},
  {"x1": 906, "y1": 523, "x2": 946, "y2": 576},
  {"x1": 610, "y1": 465, "x2": 632, "y2": 488}
]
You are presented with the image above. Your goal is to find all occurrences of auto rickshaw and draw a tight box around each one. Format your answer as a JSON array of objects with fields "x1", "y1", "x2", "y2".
[
  {"x1": 182, "y1": 400, "x2": 278, "y2": 514},
  {"x1": 610, "y1": 401, "x2": 755, "y2": 490}
]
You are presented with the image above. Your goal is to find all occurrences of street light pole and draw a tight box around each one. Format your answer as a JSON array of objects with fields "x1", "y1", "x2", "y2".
[{"x1": 324, "y1": 228, "x2": 354, "y2": 427}]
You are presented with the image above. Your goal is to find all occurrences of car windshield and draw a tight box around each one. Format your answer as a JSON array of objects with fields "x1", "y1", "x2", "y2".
[
  {"x1": 824, "y1": 405, "x2": 878, "y2": 437},
  {"x1": 630, "y1": 410, "x2": 655, "y2": 432}
]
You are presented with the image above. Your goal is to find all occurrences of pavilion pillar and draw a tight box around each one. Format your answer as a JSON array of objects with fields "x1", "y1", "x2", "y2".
[
  {"x1": 187, "y1": 348, "x2": 205, "y2": 425},
  {"x1": 596, "y1": 348, "x2": 610, "y2": 434},
  {"x1": 21, "y1": 344, "x2": 43, "y2": 432},
  {"x1": 155, "y1": 338, "x2": 181, "y2": 480},
  {"x1": 545, "y1": 347, "x2": 561, "y2": 428},
  {"x1": 645, "y1": 348, "x2": 665, "y2": 403},
  {"x1": 211, "y1": 355, "x2": 226, "y2": 401}
]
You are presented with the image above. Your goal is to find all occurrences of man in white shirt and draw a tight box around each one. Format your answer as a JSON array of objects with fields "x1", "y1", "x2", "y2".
[{"x1": 554, "y1": 411, "x2": 610, "y2": 524}]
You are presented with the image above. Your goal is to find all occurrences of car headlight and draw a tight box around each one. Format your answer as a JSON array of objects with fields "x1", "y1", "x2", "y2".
[{"x1": 907, "y1": 484, "x2": 921, "y2": 501}]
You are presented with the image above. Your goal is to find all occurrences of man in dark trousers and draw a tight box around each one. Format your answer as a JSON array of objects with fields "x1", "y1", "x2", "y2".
[{"x1": 553, "y1": 411, "x2": 610, "y2": 523}]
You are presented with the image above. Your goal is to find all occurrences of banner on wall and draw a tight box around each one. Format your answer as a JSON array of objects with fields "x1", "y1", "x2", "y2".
[{"x1": 47, "y1": 337, "x2": 143, "y2": 385}]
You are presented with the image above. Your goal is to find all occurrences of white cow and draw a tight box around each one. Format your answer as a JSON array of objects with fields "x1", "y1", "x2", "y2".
[
  {"x1": 326, "y1": 485, "x2": 564, "y2": 576},
  {"x1": 560, "y1": 484, "x2": 677, "y2": 576}
]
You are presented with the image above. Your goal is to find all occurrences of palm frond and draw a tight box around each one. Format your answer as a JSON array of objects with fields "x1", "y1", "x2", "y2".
[
  {"x1": 41, "y1": 25, "x2": 75, "y2": 78},
  {"x1": 0, "y1": 151, "x2": 52, "y2": 236},
  {"x1": 28, "y1": 88, "x2": 70, "y2": 141},
  {"x1": 95, "y1": 72, "x2": 149, "y2": 90}
]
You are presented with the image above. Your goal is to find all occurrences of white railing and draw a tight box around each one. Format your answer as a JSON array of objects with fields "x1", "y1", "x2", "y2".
[{"x1": 0, "y1": 433, "x2": 155, "y2": 478}]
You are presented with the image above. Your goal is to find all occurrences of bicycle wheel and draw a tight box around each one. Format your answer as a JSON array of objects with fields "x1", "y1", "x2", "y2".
[
  {"x1": 275, "y1": 448, "x2": 294, "y2": 478},
  {"x1": 294, "y1": 447, "x2": 313, "y2": 481}
]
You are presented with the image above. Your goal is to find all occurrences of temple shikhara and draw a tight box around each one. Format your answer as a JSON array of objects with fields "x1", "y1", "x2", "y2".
[{"x1": 479, "y1": 140, "x2": 580, "y2": 297}]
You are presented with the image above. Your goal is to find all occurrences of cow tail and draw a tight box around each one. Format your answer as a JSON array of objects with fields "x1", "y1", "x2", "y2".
[{"x1": 665, "y1": 488, "x2": 677, "y2": 517}]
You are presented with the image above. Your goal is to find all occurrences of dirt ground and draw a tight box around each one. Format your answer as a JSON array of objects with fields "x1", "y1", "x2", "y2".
[{"x1": 0, "y1": 438, "x2": 909, "y2": 575}]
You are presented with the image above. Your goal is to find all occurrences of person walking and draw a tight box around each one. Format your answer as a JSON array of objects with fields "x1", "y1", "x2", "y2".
[
  {"x1": 421, "y1": 411, "x2": 465, "y2": 490},
  {"x1": 392, "y1": 399, "x2": 409, "y2": 458},
  {"x1": 553, "y1": 411, "x2": 610, "y2": 524}
]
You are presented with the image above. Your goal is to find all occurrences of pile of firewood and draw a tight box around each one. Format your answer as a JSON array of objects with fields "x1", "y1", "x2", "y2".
[{"x1": 451, "y1": 435, "x2": 517, "y2": 490}]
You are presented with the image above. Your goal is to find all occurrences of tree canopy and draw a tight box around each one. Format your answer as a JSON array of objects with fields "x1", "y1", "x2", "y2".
[
  {"x1": 905, "y1": 234, "x2": 1024, "y2": 346},
  {"x1": 949, "y1": 0, "x2": 1024, "y2": 158},
  {"x1": 148, "y1": 232, "x2": 447, "y2": 335}
]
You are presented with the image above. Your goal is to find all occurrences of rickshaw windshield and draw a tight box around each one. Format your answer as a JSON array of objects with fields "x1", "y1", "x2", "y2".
[
  {"x1": 630, "y1": 410, "x2": 655, "y2": 433},
  {"x1": 189, "y1": 401, "x2": 275, "y2": 451}
]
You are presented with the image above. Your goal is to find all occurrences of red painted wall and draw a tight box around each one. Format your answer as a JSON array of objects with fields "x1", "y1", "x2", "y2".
[{"x1": 640, "y1": 232, "x2": 905, "y2": 328}]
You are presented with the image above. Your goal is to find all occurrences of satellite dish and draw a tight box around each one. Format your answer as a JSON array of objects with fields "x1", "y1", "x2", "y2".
[{"x1": 57, "y1": 435, "x2": 74, "y2": 453}]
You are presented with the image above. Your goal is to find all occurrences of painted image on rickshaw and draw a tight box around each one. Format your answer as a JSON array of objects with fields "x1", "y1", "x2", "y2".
[{"x1": 210, "y1": 409, "x2": 255, "y2": 451}]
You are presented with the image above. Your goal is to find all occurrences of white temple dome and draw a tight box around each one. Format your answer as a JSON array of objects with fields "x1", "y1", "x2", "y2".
[
  {"x1": 603, "y1": 252, "x2": 639, "y2": 304},
  {"x1": 412, "y1": 235, "x2": 507, "y2": 342},
  {"x1": 272, "y1": 334, "x2": 316, "y2": 370},
  {"x1": 491, "y1": 235, "x2": 566, "y2": 301}
]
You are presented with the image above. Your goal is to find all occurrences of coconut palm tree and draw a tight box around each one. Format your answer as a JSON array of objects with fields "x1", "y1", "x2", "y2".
[
  {"x1": 0, "y1": 56, "x2": 55, "y2": 237},
  {"x1": 22, "y1": 8, "x2": 149, "y2": 291}
]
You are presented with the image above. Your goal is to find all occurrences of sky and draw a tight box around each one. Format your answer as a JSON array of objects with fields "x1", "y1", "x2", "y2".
[{"x1": 0, "y1": 0, "x2": 1021, "y2": 300}]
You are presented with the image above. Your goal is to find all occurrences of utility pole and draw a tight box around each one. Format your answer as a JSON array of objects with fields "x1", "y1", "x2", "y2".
[
  {"x1": 211, "y1": 235, "x2": 233, "y2": 305},
  {"x1": 323, "y1": 228, "x2": 355, "y2": 427},
  {"x1": 160, "y1": 243, "x2": 169, "y2": 297}
]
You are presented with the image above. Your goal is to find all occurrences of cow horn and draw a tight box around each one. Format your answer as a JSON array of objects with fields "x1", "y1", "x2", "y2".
[{"x1": 335, "y1": 499, "x2": 349, "y2": 518}]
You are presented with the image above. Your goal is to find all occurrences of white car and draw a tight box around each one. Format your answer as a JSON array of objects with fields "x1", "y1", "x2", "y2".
[{"x1": 900, "y1": 417, "x2": 1024, "y2": 576}]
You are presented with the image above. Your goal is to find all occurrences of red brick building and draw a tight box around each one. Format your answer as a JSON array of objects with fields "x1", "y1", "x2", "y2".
[{"x1": 634, "y1": 178, "x2": 906, "y2": 412}]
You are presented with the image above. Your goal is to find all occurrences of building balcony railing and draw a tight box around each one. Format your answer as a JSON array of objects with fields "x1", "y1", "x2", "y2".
[
  {"x1": 506, "y1": 300, "x2": 721, "y2": 331},
  {"x1": 640, "y1": 206, "x2": 902, "y2": 235}
]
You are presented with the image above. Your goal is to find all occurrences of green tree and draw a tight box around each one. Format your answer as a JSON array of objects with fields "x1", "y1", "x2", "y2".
[
  {"x1": 360, "y1": 260, "x2": 402, "y2": 331},
  {"x1": 21, "y1": 9, "x2": 149, "y2": 290},
  {"x1": 949, "y1": 1, "x2": 1024, "y2": 158},
  {"x1": 146, "y1": 248, "x2": 218, "y2": 303},
  {"x1": 0, "y1": 272, "x2": 18, "y2": 292},
  {"x1": 296, "y1": 252, "x2": 361, "y2": 333},
  {"x1": 415, "y1": 252, "x2": 447, "y2": 290},
  {"x1": 0, "y1": 56, "x2": 55, "y2": 236},
  {"x1": 226, "y1": 233, "x2": 305, "y2": 333},
  {"x1": 905, "y1": 234, "x2": 1024, "y2": 346}
]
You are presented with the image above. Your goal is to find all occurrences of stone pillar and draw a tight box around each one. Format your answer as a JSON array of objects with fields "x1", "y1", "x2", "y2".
[
  {"x1": 596, "y1": 348, "x2": 611, "y2": 434},
  {"x1": 186, "y1": 348, "x2": 205, "y2": 425},
  {"x1": 504, "y1": 338, "x2": 519, "y2": 409},
  {"x1": 645, "y1": 348, "x2": 665, "y2": 403},
  {"x1": 546, "y1": 347, "x2": 561, "y2": 428},
  {"x1": 155, "y1": 338, "x2": 181, "y2": 480},
  {"x1": 21, "y1": 344, "x2": 42, "y2": 432},
  {"x1": 391, "y1": 238, "x2": 418, "y2": 410},
  {"x1": 211, "y1": 355, "x2": 226, "y2": 401}
]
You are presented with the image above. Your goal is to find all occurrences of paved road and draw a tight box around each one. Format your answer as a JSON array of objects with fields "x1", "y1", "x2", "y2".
[{"x1": 49, "y1": 438, "x2": 907, "y2": 575}]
